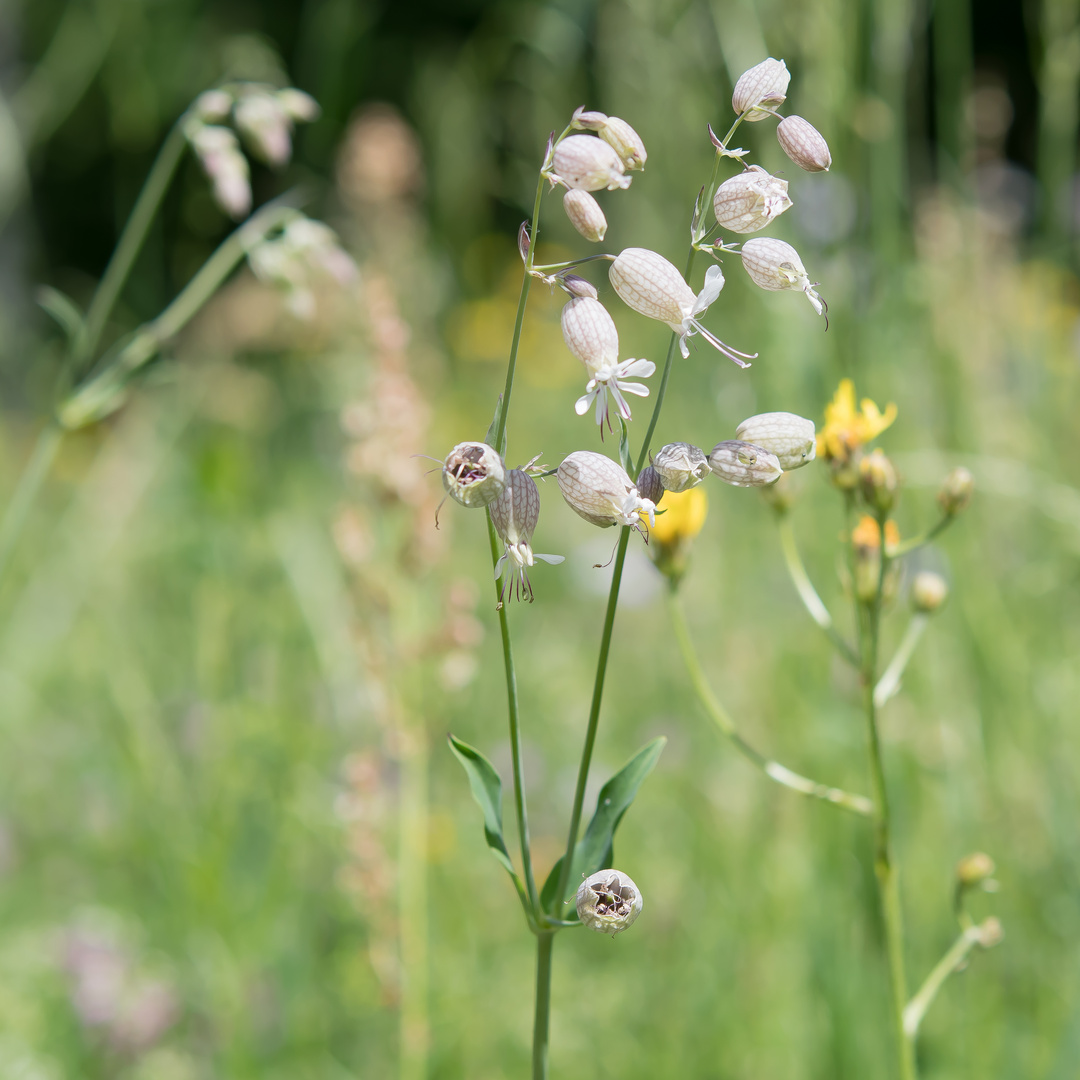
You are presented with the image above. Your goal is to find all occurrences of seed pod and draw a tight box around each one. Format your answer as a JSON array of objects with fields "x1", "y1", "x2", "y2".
[
  {"x1": 597, "y1": 116, "x2": 647, "y2": 170},
  {"x1": 609, "y1": 248, "x2": 695, "y2": 331},
  {"x1": 777, "y1": 115, "x2": 831, "y2": 172},
  {"x1": 708, "y1": 441, "x2": 782, "y2": 487},
  {"x1": 731, "y1": 57, "x2": 790, "y2": 120},
  {"x1": 563, "y1": 189, "x2": 608, "y2": 242},
  {"x1": 712, "y1": 166, "x2": 792, "y2": 234},
  {"x1": 859, "y1": 448, "x2": 899, "y2": 513},
  {"x1": 557, "y1": 451, "x2": 655, "y2": 528},
  {"x1": 938, "y1": 466, "x2": 974, "y2": 515},
  {"x1": 740, "y1": 237, "x2": 825, "y2": 315},
  {"x1": 561, "y1": 297, "x2": 620, "y2": 374},
  {"x1": 911, "y1": 570, "x2": 948, "y2": 613},
  {"x1": 635, "y1": 465, "x2": 665, "y2": 505},
  {"x1": 735, "y1": 412, "x2": 816, "y2": 469},
  {"x1": 442, "y1": 441, "x2": 506, "y2": 508},
  {"x1": 552, "y1": 135, "x2": 631, "y2": 191},
  {"x1": 575, "y1": 869, "x2": 643, "y2": 935},
  {"x1": 652, "y1": 443, "x2": 710, "y2": 492}
]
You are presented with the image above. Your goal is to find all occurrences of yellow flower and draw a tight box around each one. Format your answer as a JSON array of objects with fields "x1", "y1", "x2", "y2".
[
  {"x1": 649, "y1": 487, "x2": 708, "y2": 546},
  {"x1": 851, "y1": 514, "x2": 900, "y2": 556},
  {"x1": 818, "y1": 379, "x2": 897, "y2": 463}
]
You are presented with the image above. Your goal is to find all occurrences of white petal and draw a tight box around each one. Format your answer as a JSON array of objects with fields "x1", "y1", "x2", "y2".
[
  {"x1": 575, "y1": 392, "x2": 594, "y2": 415},
  {"x1": 618, "y1": 380, "x2": 650, "y2": 397},
  {"x1": 494, "y1": 552, "x2": 508, "y2": 578},
  {"x1": 692, "y1": 264, "x2": 725, "y2": 315},
  {"x1": 678, "y1": 333, "x2": 691, "y2": 359},
  {"x1": 534, "y1": 553, "x2": 565, "y2": 564},
  {"x1": 620, "y1": 358, "x2": 656, "y2": 378}
]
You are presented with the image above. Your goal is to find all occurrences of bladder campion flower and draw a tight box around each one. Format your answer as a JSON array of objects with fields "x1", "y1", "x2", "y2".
[
  {"x1": 490, "y1": 469, "x2": 564, "y2": 604},
  {"x1": 551, "y1": 135, "x2": 631, "y2": 191},
  {"x1": 740, "y1": 237, "x2": 825, "y2": 316},
  {"x1": 776, "y1": 115, "x2": 832, "y2": 172},
  {"x1": 708, "y1": 441, "x2": 782, "y2": 487},
  {"x1": 735, "y1": 412, "x2": 816, "y2": 470},
  {"x1": 557, "y1": 451, "x2": 656, "y2": 531},
  {"x1": 731, "y1": 58, "x2": 790, "y2": 120},
  {"x1": 818, "y1": 379, "x2": 898, "y2": 463},
  {"x1": 712, "y1": 166, "x2": 792, "y2": 234},
  {"x1": 563, "y1": 189, "x2": 608, "y2": 241},
  {"x1": 575, "y1": 869, "x2": 643, "y2": 935},
  {"x1": 571, "y1": 108, "x2": 648, "y2": 170},
  {"x1": 442, "y1": 442, "x2": 506, "y2": 508},
  {"x1": 651, "y1": 442, "x2": 710, "y2": 492}
]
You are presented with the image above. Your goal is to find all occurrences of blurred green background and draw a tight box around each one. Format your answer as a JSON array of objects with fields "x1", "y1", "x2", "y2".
[{"x1": 1, "y1": 0, "x2": 1079, "y2": 1077}]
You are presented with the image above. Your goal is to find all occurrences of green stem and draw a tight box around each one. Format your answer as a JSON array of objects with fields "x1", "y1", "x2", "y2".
[
  {"x1": 902, "y1": 926, "x2": 980, "y2": 1040},
  {"x1": 891, "y1": 515, "x2": 953, "y2": 557},
  {"x1": 777, "y1": 516, "x2": 859, "y2": 666},
  {"x1": 667, "y1": 586, "x2": 872, "y2": 815},
  {"x1": 874, "y1": 614, "x2": 929, "y2": 708},
  {"x1": 532, "y1": 933, "x2": 555, "y2": 1080},
  {"x1": 0, "y1": 422, "x2": 64, "y2": 590}
]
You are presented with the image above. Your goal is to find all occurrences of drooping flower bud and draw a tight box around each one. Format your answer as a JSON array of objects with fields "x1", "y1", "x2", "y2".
[
  {"x1": 734, "y1": 412, "x2": 816, "y2": 470},
  {"x1": 731, "y1": 58, "x2": 790, "y2": 121},
  {"x1": 859, "y1": 448, "x2": 899, "y2": 513},
  {"x1": 597, "y1": 116, "x2": 647, "y2": 170},
  {"x1": 575, "y1": 869, "x2": 643, "y2": 935},
  {"x1": 552, "y1": 135, "x2": 631, "y2": 191},
  {"x1": 442, "y1": 442, "x2": 506, "y2": 508},
  {"x1": 571, "y1": 106, "x2": 609, "y2": 130},
  {"x1": 708, "y1": 441, "x2": 782, "y2": 487},
  {"x1": 911, "y1": 570, "x2": 948, "y2": 613},
  {"x1": 277, "y1": 87, "x2": 321, "y2": 122},
  {"x1": 635, "y1": 465, "x2": 665, "y2": 505},
  {"x1": 490, "y1": 469, "x2": 564, "y2": 603},
  {"x1": 560, "y1": 274, "x2": 598, "y2": 299},
  {"x1": 189, "y1": 124, "x2": 252, "y2": 219},
  {"x1": 234, "y1": 91, "x2": 294, "y2": 166},
  {"x1": 192, "y1": 89, "x2": 233, "y2": 122},
  {"x1": 712, "y1": 166, "x2": 792, "y2": 234},
  {"x1": 777, "y1": 115, "x2": 832, "y2": 172},
  {"x1": 609, "y1": 248, "x2": 755, "y2": 366},
  {"x1": 955, "y1": 852, "x2": 996, "y2": 888},
  {"x1": 561, "y1": 297, "x2": 619, "y2": 375},
  {"x1": 557, "y1": 451, "x2": 656, "y2": 529},
  {"x1": 740, "y1": 237, "x2": 825, "y2": 316},
  {"x1": 563, "y1": 189, "x2": 608, "y2": 242},
  {"x1": 652, "y1": 443, "x2": 710, "y2": 492},
  {"x1": 938, "y1": 466, "x2": 974, "y2": 516}
]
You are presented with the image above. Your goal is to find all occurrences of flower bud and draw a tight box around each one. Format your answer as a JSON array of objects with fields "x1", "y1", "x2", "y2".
[
  {"x1": 911, "y1": 570, "x2": 948, "y2": 613},
  {"x1": 859, "y1": 448, "x2": 899, "y2": 513},
  {"x1": 192, "y1": 89, "x2": 232, "y2": 122},
  {"x1": 561, "y1": 297, "x2": 619, "y2": 375},
  {"x1": 938, "y1": 466, "x2": 974, "y2": 516},
  {"x1": 571, "y1": 107, "x2": 609, "y2": 130},
  {"x1": 560, "y1": 274, "x2": 598, "y2": 299},
  {"x1": 277, "y1": 87, "x2": 320, "y2": 122},
  {"x1": 956, "y1": 852, "x2": 996, "y2": 888},
  {"x1": 712, "y1": 166, "x2": 792, "y2": 234},
  {"x1": 635, "y1": 465, "x2": 665, "y2": 505},
  {"x1": 597, "y1": 116, "x2": 647, "y2": 170},
  {"x1": 557, "y1": 451, "x2": 656, "y2": 529},
  {"x1": 731, "y1": 58, "x2": 790, "y2": 120},
  {"x1": 609, "y1": 248, "x2": 694, "y2": 329},
  {"x1": 652, "y1": 443, "x2": 710, "y2": 492},
  {"x1": 552, "y1": 135, "x2": 631, "y2": 191},
  {"x1": 189, "y1": 124, "x2": 252, "y2": 219},
  {"x1": 234, "y1": 91, "x2": 293, "y2": 166},
  {"x1": 490, "y1": 469, "x2": 541, "y2": 555},
  {"x1": 575, "y1": 869, "x2": 643, "y2": 935},
  {"x1": 975, "y1": 916, "x2": 1004, "y2": 949},
  {"x1": 740, "y1": 238, "x2": 825, "y2": 315},
  {"x1": 442, "y1": 442, "x2": 506, "y2": 508},
  {"x1": 563, "y1": 189, "x2": 608, "y2": 242},
  {"x1": 851, "y1": 515, "x2": 901, "y2": 603},
  {"x1": 708, "y1": 441, "x2": 782, "y2": 487},
  {"x1": 777, "y1": 115, "x2": 832, "y2": 172},
  {"x1": 735, "y1": 412, "x2": 816, "y2": 470}
]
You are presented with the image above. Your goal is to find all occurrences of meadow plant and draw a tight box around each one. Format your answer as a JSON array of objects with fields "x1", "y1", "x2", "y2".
[{"x1": 439, "y1": 58, "x2": 999, "y2": 1078}]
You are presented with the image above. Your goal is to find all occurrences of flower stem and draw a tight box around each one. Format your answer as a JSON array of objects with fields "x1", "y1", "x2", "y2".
[
  {"x1": 874, "y1": 614, "x2": 929, "y2": 708},
  {"x1": 902, "y1": 926, "x2": 981, "y2": 1040},
  {"x1": 667, "y1": 586, "x2": 872, "y2": 815},
  {"x1": 891, "y1": 514, "x2": 954, "y2": 557},
  {"x1": 532, "y1": 932, "x2": 555, "y2": 1080}
]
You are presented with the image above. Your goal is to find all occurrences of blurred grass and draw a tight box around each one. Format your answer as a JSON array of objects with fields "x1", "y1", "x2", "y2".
[{"x1": 1, "y1": 0, "x2": 1079, "y2": 1077}]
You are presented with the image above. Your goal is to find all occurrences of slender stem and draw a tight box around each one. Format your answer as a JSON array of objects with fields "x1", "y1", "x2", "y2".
[
  {"x1": 874, "y1": 614, "x2": 929, "y2": 708},
  {"x1": 777, "y1": 516, "x2": 859, "y2": 666},
  {"x1": 903, "y1": 926, "x2": 981, "y2": 1039},
  {"x1": 0, "y1": 422, "x2": 64, "y2": 590},
  {"x1": 78, "y1": 119, "x2": 190, "y2": 366},
  {"x1": 488, "y1": 517, "x2": 539, "y2": 913},
  {"x1": 531, "y1": 253, "x2": 616, "y2": 273},
  {"x1": 892, "y1": 515, "x2": 953, "y2": 557},
  {"x1": 667, "y1": 586, "x2": 872, "y2": 815},
  {"x1": 532, "y1": 933, "x2": 555, "y2": 1080}
]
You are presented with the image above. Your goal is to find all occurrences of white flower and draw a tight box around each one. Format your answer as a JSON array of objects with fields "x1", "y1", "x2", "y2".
[
  {"x1": 740, "y1": 238, "x2": 825, "y2": 316},
  {"x1": 490, "y1": 469, "x2": 564, "y2": 603},
  {"x1": 608, "y1": 248, "x2": 755, "y2": 367},
  {"x1": 574, "y1": 357, "x2": 657, "y2": 428},
  {"x1": 557, "y1": 451, "x2": 656, "y2": 531}
]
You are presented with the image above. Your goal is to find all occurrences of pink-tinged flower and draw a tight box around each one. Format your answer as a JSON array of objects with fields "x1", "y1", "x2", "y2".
[
  {"x1": 608, "y1": 248, "x2": 756, "y2": 367},
  {"x1": 551, "y1": 135, "x2": 631, "y2": 191},
  {"x1": 557, "y1": 451, "x2": 656, "y2": 532},
  {"x1": 489, "y1": 469, "x2": 563, "y2": 604}
]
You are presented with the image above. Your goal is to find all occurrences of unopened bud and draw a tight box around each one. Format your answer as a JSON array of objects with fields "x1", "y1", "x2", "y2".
[
  {"x1": 911, "y1": 570, "x2": 948, "y2": 613},
  {"x1": 190, "y1": 125, "x2": 252, "y2": 219},
  {"x1": 571, "y1": 107, "x2": 609, "y2": 130},
  {"x1": 442, "y1": 442, "x2": 506, "y2": 508},
  {"x1": 735, "y1": 412, "x2": 816, "y2": 470},
  {"x1": 560, "y1": 274, "x2": 598, "y2": 299},
  {"x1": 712, "y1": 166, "x2": 792, "y2": 234},
  {"x1": 277, "y1": 87, "x2": 320, "y2": 122},
  {"x1": 557, "y1": 451, "x2": 656, "y2": 529},
  {"x1": 975, "y1": 916, "x2": 1004, "y2": 949},
  {"x1": 731, "y1": 58, "x2": 790, "y2": 120},
  {"x1": 776, "y1": 115, "x2": 832, "y2": 172},
  {"x1": 635, "y1": 465, "x2": 665, "y2": 505},
  {"x1": 851, "y1": 515, "x2": 901, "y2": 603},
  {"x1": 956, "y1": 852, "x2": 996, "y2": 888},
  {"x1": 652, "y1": 443, "x2": 710, "y2": 492},
  {"x1": 575, "y1": 869, "x2": 643, "y2": 935},
  {"x1": 563, "y1": 189, "x2": 608, "y2": 242},
  {"x1": 938, "y1": 466, "x2": 974, "y2": 516},
  {"x1": 234, "y1": 92, "x2": 293, "y2": 166},
  {"x1": 859, "y1": 448, "x2": 899, "y2": 513},
  {"x1": 561, "y1": 297, "x2": 619, "y2": 374},
  {"x1": 740, "y1": 237, "x2": 825, "y2": 315},
  {"x1": 192, "y1": 89, "x2": 232, "y2": 122},
  {"x1": 708, "y1": 441, "x2": 782, "y2": 487},
  {"x1": 597, "y1": 116, "x2": 647, "y2": 170},
  {"x1": 552, "y1": 134, "x2": 631, "y2": 192}
]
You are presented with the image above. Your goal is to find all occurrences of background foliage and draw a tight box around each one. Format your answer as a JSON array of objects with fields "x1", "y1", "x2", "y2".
[{"x1": 1, "y1": 0, "x2": 1078, "y2": 1077}]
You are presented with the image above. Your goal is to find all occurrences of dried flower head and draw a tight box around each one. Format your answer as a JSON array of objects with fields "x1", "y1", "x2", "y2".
[
  {"x1": 731, "y1": 58, "x2": 791, "y2": 120},
  {"x1": 609, "y1": 248, "x2": 755, "y2": 366},
  {"x1": 563, "y1": 189, "x2": 608, "y2": 242},
  {"x1": 818, "y1": 380, "x2": 897, "y2": 464},
  {"x1": 708, "y1": 441, "x2": 782, "y2": 487},
  {"x1": 777, "y1": 115, "x2": 832, "y2": 172},
  {"x1": 557, "y1": 451, "x2": 656, "y2": 530},
  {"x1": 652, "y1": 443, "x2": 710, "y2": 492},
  {"x1": 442, "y1": 442, "x2": 506, "y2": 508},
  {"x1": 490, "y1": 470, "x2": 564, "y2": 603},
  {"x1": 734, "y1": 412, "x2": 816, "y2": 470},
  {"x1": 740, "y1": 237, "x2": 825, "y2": 316},
  {"x1": 575, "y1": 869, "x2": 643, "y2": 935},
  {"x1": 712, "y1": 166, "x2": 792, "y2": 234},
  {"x1": 552, "y1": 135, "x2": 631, "y2": 191}
]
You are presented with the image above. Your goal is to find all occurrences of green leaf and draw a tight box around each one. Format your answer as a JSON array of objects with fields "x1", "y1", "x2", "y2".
[
  {"x1": 36, "y1": 286, "x2": 85, "y2": 343},
  {"x1": 484, "y1": 394, "x2": 505, "y2": 457},
  {"x1": 447, "y1": 735, "x2": 527, "y2": 903},
  {"x1": 618, "y1": 417, "x2": 632, "y2": 477},
  {"x1": 541, "y1": 736, "x2": 665, "y2": 917}
]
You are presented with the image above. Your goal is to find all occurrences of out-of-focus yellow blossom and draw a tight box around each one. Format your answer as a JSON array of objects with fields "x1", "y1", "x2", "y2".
[
  {"x1": 851, "y1": 514, "x2": 900, "y2": 556},
  {"x1": 818, "y1": 379, "x2": 897, "y2": 463},
  {"x1": 648, "y1": 487, "x2": 708, "y2": 585}
]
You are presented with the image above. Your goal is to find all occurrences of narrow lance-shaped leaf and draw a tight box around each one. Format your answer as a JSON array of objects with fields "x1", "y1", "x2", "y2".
[{"x1": 542, "y1": 736, "x2": 666, "y2": 917}]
